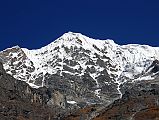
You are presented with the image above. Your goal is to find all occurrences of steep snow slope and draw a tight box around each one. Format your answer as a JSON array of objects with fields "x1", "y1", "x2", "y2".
[
  {"x1": 23, "y1": 32, "x2": 159, "y2": 81},
  {"x1": 0, "y1": 32, "x2": 159, "y2": 101}
]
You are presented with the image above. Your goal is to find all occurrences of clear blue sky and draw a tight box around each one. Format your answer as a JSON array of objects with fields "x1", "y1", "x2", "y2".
[{"x1": 0, "y1": 0, "x2": 159, "y2": 50}]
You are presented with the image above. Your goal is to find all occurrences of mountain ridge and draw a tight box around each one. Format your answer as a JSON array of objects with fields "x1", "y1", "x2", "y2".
[{"x1": 0, "y1": 32, "x2": 159, "y2": 106}]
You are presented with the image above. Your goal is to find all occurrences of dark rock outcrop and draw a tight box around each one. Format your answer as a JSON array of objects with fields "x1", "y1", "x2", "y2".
[{"x1": 0, "y1": 62, "x2": 66, "y2": 120}]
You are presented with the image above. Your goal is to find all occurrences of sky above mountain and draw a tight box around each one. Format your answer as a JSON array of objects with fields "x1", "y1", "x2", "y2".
[{"x1": 0, "y1": 0, "x2": 159, "y2": 50}]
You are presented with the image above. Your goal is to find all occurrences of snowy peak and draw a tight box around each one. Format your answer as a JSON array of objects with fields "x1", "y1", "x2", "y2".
[
  {"x1": 53, "y1": 32, "x2": 117, "y2": 51},
  {"x1": 59, "y1": 32, "x2": 84, "y2": 41}
]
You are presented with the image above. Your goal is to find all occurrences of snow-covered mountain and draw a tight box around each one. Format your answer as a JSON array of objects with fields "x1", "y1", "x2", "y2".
[{"x1": 0, "y1": 32, "x2": 159, "y2": 104}]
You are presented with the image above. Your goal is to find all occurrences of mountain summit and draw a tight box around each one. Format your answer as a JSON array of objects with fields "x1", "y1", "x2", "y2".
[{"x1": 0, "y1": 32, "x2": 159, "y2": 105}]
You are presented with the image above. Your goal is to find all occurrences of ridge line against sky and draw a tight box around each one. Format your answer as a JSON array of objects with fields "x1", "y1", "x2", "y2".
[{"x1": 0, "y1": 0, "x2": 159, "y2": 50}]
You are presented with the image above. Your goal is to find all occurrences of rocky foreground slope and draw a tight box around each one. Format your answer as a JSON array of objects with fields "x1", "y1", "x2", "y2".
[
  {"x1": 64, "y1": 78, "x2": 159, "y2": 120},
  {"x1": 0, "y1": 32, "x2": 159, "y2": 119}
]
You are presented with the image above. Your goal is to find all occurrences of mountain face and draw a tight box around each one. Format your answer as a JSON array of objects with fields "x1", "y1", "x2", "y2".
[{"x1": 0, "y1": 32, "x2": 159, "y2": 108}]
